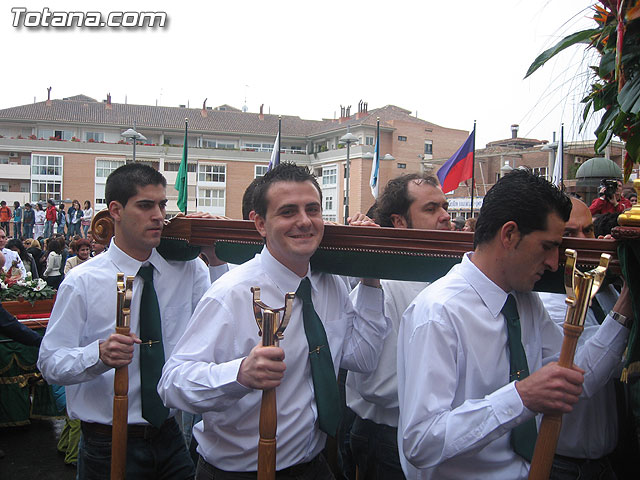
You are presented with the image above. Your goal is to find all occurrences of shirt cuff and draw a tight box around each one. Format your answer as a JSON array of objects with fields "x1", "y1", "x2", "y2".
[
  {"x1": 487, "y1": 381, "x2": 533, "y2": 426},
  {"x1": 215, "y1": 357, "x2": 253, "y2": 397},
  {"x1": 85, "y1": 339, "x2": 111, "y2": 376}
]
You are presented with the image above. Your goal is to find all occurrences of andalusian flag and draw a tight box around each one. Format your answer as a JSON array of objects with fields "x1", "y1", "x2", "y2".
[{"x1": 175, "y1": 119, "x2": 188, "y2": 213}]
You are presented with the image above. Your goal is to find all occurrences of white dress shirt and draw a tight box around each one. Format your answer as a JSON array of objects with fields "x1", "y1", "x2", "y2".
[
  {"x1": 397, "y1": 253, "x2": 629, "y2": 480},
  {"x1": 346, "y1": 280, "x2": 428, "y2": 427},
  {"x1": 37, "y1": 240, "x2": 210, "y2": 425},
  {"x1": 1, "y1": 247, "x2": 26, "y2": 278},
  {"x1": 538, "y1": 285, "x2": 621, "y2": 459},
  {"x1": 158, "y1": 246, "x2": 390, "y2": 472}
]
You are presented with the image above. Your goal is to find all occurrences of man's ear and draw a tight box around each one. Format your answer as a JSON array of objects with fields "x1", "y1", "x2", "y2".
[
  {"x1": 391, "y1": 214, "x2": 408, "y2": 229},
  {"x1": 500, "y1": 221, "x2": 520, "y2": 249},
  {"x1": 108, "y1": 201, "x2": 124, "y2": 223},
  {"x1": 254, "y1": 213, "x2": 267, "y2": 238}
]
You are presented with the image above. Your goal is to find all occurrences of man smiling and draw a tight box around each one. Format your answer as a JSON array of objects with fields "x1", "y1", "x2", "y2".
[
  {"x1": 38, "y1": 163, "x2": 210, "y2": 479},
  {"x1": 159, "y1": 162, "x2": 389, "y2": 479},
  {"x1": 397, "y1": 170, "x2": 632, "y2": 479}
]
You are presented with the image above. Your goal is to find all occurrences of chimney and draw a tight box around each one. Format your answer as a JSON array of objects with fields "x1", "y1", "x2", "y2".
[
  {"x1": 46, "y1": 86, "x2": 52, "y2": 107},
  {"x1": 356, "y1": 99, "x2": 368, "y2": 120},
  {"x1": 105, "y1": 92, "x2": 112, "y2": 110},
  {"x1": 259, "y1": 104, "x2": 264, "y2": 120},
  {"x1": 201, "y1": 98, "x2": 208, "y2": 117},
  {"x1": 511, "y1": 124, "x2": 519, "y2": 139}
]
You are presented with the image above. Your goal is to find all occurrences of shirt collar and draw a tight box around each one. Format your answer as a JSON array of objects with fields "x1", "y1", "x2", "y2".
[
  {"x1": 458, "y1": 252, "x2": 510, "y2": 318},
  {"x1": 107, "y1": 239, "x2": 169, "y2": 277},
  {"x1": 259, "y1": 245, "x2": 319, "y2": 295}
]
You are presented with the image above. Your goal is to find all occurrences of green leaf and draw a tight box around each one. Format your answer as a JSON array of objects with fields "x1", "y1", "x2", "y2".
[
  {"x1": 599, "y1": 50, "x2": 615, "y2": 77},
  {"x1": 525, "y1": 29, "x2": 601, "y2": 79},
  {"x1": 618, "y1": 78, "x2": 640, "y2": 114}
]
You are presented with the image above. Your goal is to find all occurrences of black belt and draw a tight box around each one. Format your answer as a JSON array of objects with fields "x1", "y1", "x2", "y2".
[
  {"x1": 554, "y1": 454, "x2": 609, "y2": 466},
  {"x1": 207, "y1": 453, "x2": 323, "y2": 478},
  {"x1": 81, "y1": 417, "x2": 175, "y2": 440}
]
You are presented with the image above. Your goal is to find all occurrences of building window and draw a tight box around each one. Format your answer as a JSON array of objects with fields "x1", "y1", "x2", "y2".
[
  {"x1": 0, "y1": 183, "x2": 8, "y2": 192},
  {"x1": 322, "y1": 166, "x2": 337, "y2": 186},
  {"x1": 244, "y1": 143, "x2": 273, "y2": 152},
  {"x1": 255, "y1": 165, "x2": 269, "y2": 178},
  {"x1": 96, "y1": 159, "x2": 125, "y2": 178},
  {"x1": 164, "y1": 162, "x2": 196, "y2": 172},
  {"x1": 0, "y1": 157, "x2": 8, "y2": 164},
  {"x1": 322, "y1": 214, "x2": 337, "y2": 222},
  {"x1": 198, "y1": 164, "x2": 226, "y2": 183},
  {"x1": 20, "y1": 183, "x2": 30, "y2": 193},
  {"x1": 398, "y1": 136, "x2": 407, "y2": 142},
  {"x1": 532, "y1": 167, "x2": 548, "y2": 179},
  {"x1": 424, "y1": 141, "x2": 433, "y2": 155},
  {"x1": 85, "y1": 132, "x2": 105, "y2": 142},
  {"x1": 325, "y1": 196, "x2": 333, "y2": 210},
  {"x1": 365, "y1": 136, "x2": 375, "y2": 146},
  {"x1": 198, "y1": 188, "x2": 225, "y2": 208},
  {"x1": 204, "y1": 139, "x2": 236, "y2": 149},
  {"x1": 31, "y1": 154, "x2": 63, "y2": 176},
  {"x1": 38, "y1": 129, "x2": 71, "y2": 140},
  {"x1": 21, "y1": 157, "x2": 30, "y2": 165},
  {"x1": 397, "y1": 163, "x2": 407, "y2": 169},
  {"x1": 31, "y1": 180, "x2": 62, "y2": 202}
]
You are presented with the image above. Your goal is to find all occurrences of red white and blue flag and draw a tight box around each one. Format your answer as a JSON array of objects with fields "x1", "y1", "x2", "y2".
[{"x1": 436, "y1": 129, "x2": 475, "y2": 194}]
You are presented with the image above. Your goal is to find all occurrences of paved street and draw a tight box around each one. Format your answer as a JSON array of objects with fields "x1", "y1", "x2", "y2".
[{"x1": 0, "y1": 418, "x2": 76, "y2": 480}]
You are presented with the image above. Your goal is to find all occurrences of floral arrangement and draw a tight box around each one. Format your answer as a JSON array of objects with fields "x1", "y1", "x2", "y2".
[
  {"x1": 0, "y1": 271, "x2": 56, "y2": 303},
  {"x1": 526, "y1": 1, "x2": 640, "y2": 180}
]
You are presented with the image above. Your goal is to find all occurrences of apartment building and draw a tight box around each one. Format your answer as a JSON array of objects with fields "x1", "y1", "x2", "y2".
[{"x1": 0, "y1": 94, "x2": 469, "y2": 222}]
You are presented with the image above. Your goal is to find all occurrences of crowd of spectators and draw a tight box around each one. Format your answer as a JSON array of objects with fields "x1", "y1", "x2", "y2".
[{"x1": 0, "y1": 199, "x2": 93, "y2": 241}]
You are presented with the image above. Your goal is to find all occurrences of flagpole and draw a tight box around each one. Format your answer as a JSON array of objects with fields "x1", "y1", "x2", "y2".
[
  {"x1": 559, "y1": 123, "x2": 564, "y2": 191},
  {"x1": 184, "y1": 119, "x2": 188, "y2": 215},
  {"x1": 470, "y1": 121, "x2": 477, "y2": 218}
]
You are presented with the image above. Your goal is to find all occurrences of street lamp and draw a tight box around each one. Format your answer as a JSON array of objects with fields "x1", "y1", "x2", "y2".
[
  {"x1": 500, "y1": 161, "x2": 514, "y2": 176},
  {"x1": 121, "y1": 127, "x2": 147, "y2": 162},
  {"x1": 340, "y1": 127, "x2": 358, "y2": 224}
]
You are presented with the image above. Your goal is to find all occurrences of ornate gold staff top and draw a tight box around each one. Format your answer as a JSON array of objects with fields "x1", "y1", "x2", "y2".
[
  {"x1": 528, "y1": 250, "x2": 610, "y2": 480},
  {"x1": 250, "y1": 288, "x2": 294, "y2": 480}
]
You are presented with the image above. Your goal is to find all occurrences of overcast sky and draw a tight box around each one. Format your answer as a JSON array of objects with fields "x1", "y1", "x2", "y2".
[{"x1": 1, "y1": 0, "x2": 599, "y2": 148}]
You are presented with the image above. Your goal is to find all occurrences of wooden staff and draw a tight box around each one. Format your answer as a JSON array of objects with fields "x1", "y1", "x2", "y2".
[
  {"x1": 528, "y1": 250, "x2": 609, "y2": 480},
  {"x1": 111, "y1": 274, "x2": 134, "y2": 480},
  {"x1": 251, "y1": 288, "x2": 294, "y2": 480}
]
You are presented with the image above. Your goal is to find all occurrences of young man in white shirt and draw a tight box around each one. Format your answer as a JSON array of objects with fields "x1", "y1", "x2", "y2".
[
  {"x1": 346, "y1": 173, "x2": 452, "y2": 479},
  {"x1": 38, "y1": 163, "x2": 210, "y2": 479},
  {"x1": 159, "y1": 162, "x2": 390, "y2": 479},
  {"x1": 397, "y1": 169, "x2": 633, "y2": 479}
]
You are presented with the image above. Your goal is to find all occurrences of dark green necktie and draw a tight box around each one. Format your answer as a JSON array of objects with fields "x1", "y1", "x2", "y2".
[
  {"x1": 502, "y1": 294, "x2": 538, "y2": 462},
  {"x1": 138, "y1": 265, "x2": 169, "y2": 428},
  {"x1": 296, "y1": 277, "x2": 342, "y2": 436}
]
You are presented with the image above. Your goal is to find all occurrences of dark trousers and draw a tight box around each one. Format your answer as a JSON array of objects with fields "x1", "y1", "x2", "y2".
[
  {"x1": 349, "y1": 416, "x2": 405, "y2": 480},
  {"x1": 195, "y1": 453, "x2": 335, "y2": 480},
  {"x1": 78, "y1": 417, "x2": 194, "y2": 480},
  {"x1": 550, "y1": 454, "x2": 617, "y2": 480}
]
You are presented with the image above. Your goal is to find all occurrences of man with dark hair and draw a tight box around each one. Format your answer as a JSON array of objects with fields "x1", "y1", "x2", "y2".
[
  {"x1": 38, "y1": 163, "x2": 210, "y2": 479},
  {"x1": 375, "y1": 174, "x2": 442, "y2": 228},
  {"x1": 346, "y1": 173, "x2": 450, "y2": 479},
  {"x1": 159, "y1": 162, "x2": 389, "y2": 479},
  {"x1": 589, "y1": 178, "x2": 631, "y2": 216},
  {"x1": 242, "y1": 177, "x2": 261, "y2": 221},
  {"x1": 398, "y1": 170, "x2": 632, "y2": 479}
]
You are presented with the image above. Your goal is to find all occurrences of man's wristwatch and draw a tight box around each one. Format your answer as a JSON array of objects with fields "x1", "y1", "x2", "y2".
[{"x1": 610, "y1": 310, "x2": 632, "y2": 328}]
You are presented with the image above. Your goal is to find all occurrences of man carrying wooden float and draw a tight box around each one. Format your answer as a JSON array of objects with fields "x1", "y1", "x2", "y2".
[
  {"x1": 345, "y1": 173, "x2": 452, "y2": 479},
  {"x1": 397, "y1": 170, "x2": 633, "y2": 479},
  {"x1": 159, "y1": 162, "x2": 390, "y2": 479},
  {"x1": 38, "y1": 163, "x2": 210, "y2": 479}
]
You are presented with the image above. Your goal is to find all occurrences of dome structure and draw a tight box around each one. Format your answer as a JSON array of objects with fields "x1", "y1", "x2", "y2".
[{"x1": 575, "y1": 157, "x2": 622, "y2": 179}]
